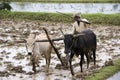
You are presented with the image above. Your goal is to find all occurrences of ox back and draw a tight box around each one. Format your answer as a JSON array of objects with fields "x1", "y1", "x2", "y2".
[{"x1": 78, "y1": 29, "x2": 97, "y2": 55}]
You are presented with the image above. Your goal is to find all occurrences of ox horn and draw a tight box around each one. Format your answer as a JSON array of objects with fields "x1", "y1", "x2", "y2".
[
  {"x1": 59, "y1": 27, "x2": 64, "y2": 36},
  {"x1": 13, "y1": 39, "x2": 26, "y2": 43}
]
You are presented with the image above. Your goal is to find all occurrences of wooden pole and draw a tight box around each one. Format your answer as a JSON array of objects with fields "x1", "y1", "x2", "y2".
[
  {"x1": 36, "y1": 37, "x2": 63, "y2": 42},
  {"x1": 43, "y1": 28, "x2": 65, "y2": 66}
]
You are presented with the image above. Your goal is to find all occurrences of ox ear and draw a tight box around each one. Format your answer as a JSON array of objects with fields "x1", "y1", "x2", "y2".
[
  {"x1": 24, "y1": 39, "x2": 27, "y2": 43},
  {"x1": 21, "y1": 39, "x2": 27, "y2": 43},
  {"x1": 73, "y1": 33, "x2": 85, "y2": 38}
]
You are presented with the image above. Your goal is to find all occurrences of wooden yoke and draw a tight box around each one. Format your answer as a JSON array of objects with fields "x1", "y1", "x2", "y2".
[{"x1": 43, "y1": 28, "x2": 65, "y2": 66}]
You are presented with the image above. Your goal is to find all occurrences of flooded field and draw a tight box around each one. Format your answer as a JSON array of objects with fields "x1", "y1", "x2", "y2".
[
  {"x1": 9, "y1": 2, "x2": 120, "y2": 14},
  {"x1": 107, "y1": 71, "x2": 120, "y2": 80},
  {"x1": 0, "y1": 19, "x2": 120, "y2": 80}
]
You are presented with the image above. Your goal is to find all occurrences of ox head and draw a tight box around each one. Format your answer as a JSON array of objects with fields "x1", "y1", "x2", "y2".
[
  {"x1": 63, "y1": 34, "x2": 73, "y2": 66},
  {"x1": 25, "y1": 34, "x2": 36, "y2": 56},
  {"x1": 63, "y1": 33, "x2": 84, "y2": 65},
  {"x1": 59, "y1": 28, "x2": 84, "y2": 54},
  {"x1": 64, "y1": 34, "x2": 73, "y2": 54},
  {"x1": 63, "y1": 34, "x2": 83, "y2": 54}
]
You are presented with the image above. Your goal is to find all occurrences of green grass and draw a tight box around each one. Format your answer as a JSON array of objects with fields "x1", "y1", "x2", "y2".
[
  {"x1": 0, "y1": 0, "x2": 120, "y2": 3},
  {"x1": 0, "y1": 11, "x2": 120, "y2": 25},
  {"x1": 85, "y1": 59, "x2": 120, "y2": 80},
  {"x1": 83, "y1": 13, "x2": 120, "y2": 25}
]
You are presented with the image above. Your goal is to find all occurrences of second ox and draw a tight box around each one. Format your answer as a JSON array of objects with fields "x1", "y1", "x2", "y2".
[
  {"x1": 25, "y1": 33, "x2": 52, "y2": 73},
  {"x1": 63, "y1": 29, "x2": 97, "y2": 75}
]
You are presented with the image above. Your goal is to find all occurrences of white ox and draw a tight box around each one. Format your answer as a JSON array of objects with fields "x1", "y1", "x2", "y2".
[{"x1": 25, "y1": 33, "x2": 52, "y2": 73}]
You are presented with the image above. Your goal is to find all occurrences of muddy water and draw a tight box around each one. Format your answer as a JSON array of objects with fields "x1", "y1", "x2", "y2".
[
  {"x1": 107, "y1": 72, "x2": 120, "y2": 80},
  {"x1": 0, "y1": 20, "x2": 120, "y2": 80},
  {"x1": 9, "y1": 2, "x2": 120, "y2": 13}
]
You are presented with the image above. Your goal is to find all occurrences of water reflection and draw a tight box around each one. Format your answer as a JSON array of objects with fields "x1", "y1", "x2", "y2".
[
  {"x1": 9, "y1": 2, "x2": 120, "y2": 14},
  {"x1": 107, "y1": 71, "x2": 120, "y2": 80},
  {"x1": 113, "y1": 4, "x2": 119, "y2": 10}
]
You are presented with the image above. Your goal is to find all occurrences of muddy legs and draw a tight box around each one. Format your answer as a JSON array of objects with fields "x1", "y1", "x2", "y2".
[{"x1": 32, "y1": 59, "x2": 36, "y2": 73}]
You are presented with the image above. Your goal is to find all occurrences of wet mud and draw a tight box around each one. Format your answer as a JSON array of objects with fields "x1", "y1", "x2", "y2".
[{"x1": 0, "y1": 19, "x2": 120, "y2": 80}]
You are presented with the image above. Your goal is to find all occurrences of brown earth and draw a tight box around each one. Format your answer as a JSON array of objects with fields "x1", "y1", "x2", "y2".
[{"x1": 0, "y1": 19, "x2": 120, "y2": 80}]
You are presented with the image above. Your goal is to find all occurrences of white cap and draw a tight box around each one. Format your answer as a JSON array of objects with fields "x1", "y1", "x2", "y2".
[{"x1": 73, "y1": 12, "x2": 81, "y2": 17}]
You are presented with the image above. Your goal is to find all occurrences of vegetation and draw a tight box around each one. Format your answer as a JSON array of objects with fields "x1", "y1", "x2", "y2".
[
  {"x1": 85, "y1": 59, "x2": 120, "y2": 80},
  {"x1": 0, "y1": 0, "x2": 120, "y2": 3},
  {"x1": 83, "y1": 13, "x2": 120, "y2": 25},
  {"x1": 0, "y1": 2, "x2": 12, "y2": 11},
  {"x1": 0, "y1": 11, "x2": 120, "y2": 25}
]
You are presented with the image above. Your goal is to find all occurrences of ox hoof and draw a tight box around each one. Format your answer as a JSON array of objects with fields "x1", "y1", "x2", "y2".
[
  {"x1": 71, "y1": 72, "x2": 75, "y2": 76},
  {"x1": 32, "y1": 68, "x2": 36, "y2": 73}
]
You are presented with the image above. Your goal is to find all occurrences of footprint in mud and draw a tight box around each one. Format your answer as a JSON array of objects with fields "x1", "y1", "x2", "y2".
[
  {"x1": 7, "y1": 65, "x2": 26, "y2": 73},
  {"x1": 0, "y1": 71, "x2": 10, "y2": 77},
  {"x1": 55, "y1": 63, "x2": 69, "y2": 70},
  {"x1": 13, "y1": 53, "x2": 25, "y2": 60}
]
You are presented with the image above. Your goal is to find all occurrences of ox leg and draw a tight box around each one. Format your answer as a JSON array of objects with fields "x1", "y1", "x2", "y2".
[
  {"x1": 45, "y1": 56, "x2": 48, "y2": 72},
  {"x1": 80, "y1": 53, "x2": 84, "y2": 72},
  {"x1": 47, "y1": 54, "x2": 51, "y2": 73},
  {"x1": 93, "y1": 50, "x2": 96, "y2": 65},
  {"x1": 85, "y1": 52, "x2": 90, "y2": 69},
  {"x1": 31, "y1": 59, "x2": 36, "y2": 72},
  {"x1": 69, "y1": 53, "x2": 74, "y2": 76},
  {"x1": 45, "y1": 52, "x2": 51, "y2": 73}
]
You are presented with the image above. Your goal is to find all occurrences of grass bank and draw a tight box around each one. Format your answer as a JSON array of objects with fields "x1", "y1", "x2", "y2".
[
  {"x1": 0, "y1": 11, "x2": 120, "y2": 25},
  {"x1": 0, "y1": 0, "x2": 120, "y2": 3},
  {"x1": 85, "y1": 58, "x2": 120, "y2": 80}
]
